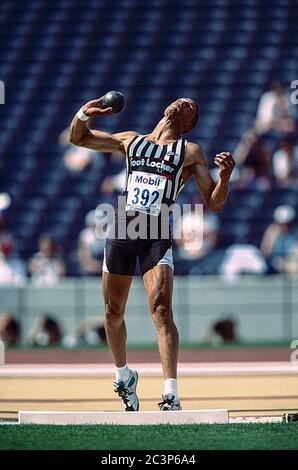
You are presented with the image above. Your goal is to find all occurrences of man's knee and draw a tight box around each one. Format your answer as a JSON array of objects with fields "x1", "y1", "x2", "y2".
[
  {"x1": 149, "y1": 291, "x2": 172, "y2": 328},
  {"x1": 104, "y1": 300, "x2": 125, "y2": 326}
]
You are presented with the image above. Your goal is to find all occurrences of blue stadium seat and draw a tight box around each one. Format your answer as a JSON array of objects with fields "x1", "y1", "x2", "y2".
[{"x1": 0, "y1": 0, "x2": 297, "y2": 262}]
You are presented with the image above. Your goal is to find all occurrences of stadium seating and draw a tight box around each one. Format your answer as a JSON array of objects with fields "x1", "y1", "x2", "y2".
[{"x1": 0, "y1": 0, "x2": 297, "y2": 271}]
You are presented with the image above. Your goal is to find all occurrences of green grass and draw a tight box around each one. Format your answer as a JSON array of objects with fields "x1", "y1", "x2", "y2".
[{"x1": 0, "y1": 424, "x2": 297, "y2": 450}]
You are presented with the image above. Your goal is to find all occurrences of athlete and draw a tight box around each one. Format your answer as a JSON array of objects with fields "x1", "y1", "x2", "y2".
[{"x1": 70, "y1": 96, "x2": 235, "y2": 411}]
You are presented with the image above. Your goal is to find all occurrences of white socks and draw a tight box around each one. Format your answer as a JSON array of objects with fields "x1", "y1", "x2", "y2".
[
  {"x1": 163, "y1": 378, "x2": 179, "y2": 400},
  {"x1": 114, "y1": 367, "x2": 179, "y2": 400},
  {"x1": 114, "y1": 363, "x2": 130, "y2": 383}
]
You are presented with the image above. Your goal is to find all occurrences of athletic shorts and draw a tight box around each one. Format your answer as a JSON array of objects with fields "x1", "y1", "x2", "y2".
[
  {"x1": 102, "y1": 211, "x2": 174, "y2": 276},
  {"x1": 103, "y1": 238, "x2": 173, "y2": 276}
]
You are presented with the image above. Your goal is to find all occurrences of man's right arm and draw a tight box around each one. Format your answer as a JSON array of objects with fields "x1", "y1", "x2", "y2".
[{"x1": 69, "y1": 98, "x2": 138, "y2": 154}]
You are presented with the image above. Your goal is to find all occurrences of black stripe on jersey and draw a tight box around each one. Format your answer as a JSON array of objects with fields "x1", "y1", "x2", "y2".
[
  {"x1": 166, "y1": 141, "x2": 178, "y2": 164},
  {"x1": 181, "y1": 137, "x2": 187, "y2": 164},
  {"x1": 125, "y1": 136, "x2": 142, "y2": 191},
  {"x1": 125, "y1": 136, "x2": 145, "y2": 191},
  {"x1": 139, "y1": 139, "x2": 152, "y2": 156},
  {"x1": 131, "y1": 135, "x2": 146, "y2": 156},
  {"x1": 159, "y1": 144, "x2": 168, "y2": 160},
  {"x1": 177, "y1": 138, "x2": 186, "y2": 171},
  {"x1": 147, "y1": 142, "x2": 159, "y2": 159},
  {"x1": 172, "y1": 138, "x2": 185, "y2": 176},
  {"x1": 127, "y1": 135, "x2": 139, "y2": 157},
  {"x1": 166, "y1": 139, "x2": 186, "y2": 201}
]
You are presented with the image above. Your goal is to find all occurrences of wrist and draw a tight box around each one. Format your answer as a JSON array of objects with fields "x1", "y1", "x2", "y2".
[
  {"x1": 76, "y1": 107, "x2": 90, "y2": 121},
  {"x1": 219, "y1": 171, "x2": 231, "y2": 183}
]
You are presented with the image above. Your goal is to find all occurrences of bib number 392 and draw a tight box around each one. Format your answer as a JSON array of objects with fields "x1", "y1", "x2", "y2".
[{"x1": 126, "y1": 171, "x2": 166, "y2": 216}]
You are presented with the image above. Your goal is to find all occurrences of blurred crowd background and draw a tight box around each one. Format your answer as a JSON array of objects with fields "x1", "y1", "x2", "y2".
[{"x1": 1, "y1": 0, "x2": 298, "y2": 345}]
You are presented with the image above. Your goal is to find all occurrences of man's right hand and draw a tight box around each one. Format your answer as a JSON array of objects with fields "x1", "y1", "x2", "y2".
[{"x1": 82, "y1": 97, "x2": 113, "y2": 117}]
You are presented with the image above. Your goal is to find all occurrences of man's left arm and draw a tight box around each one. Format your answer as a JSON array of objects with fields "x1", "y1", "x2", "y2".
[{"x1": 187, "y1": 144, "x2": 235, "y2": 212}]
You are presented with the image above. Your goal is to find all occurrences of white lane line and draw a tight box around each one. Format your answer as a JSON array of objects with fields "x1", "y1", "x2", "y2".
[{"x1": 1, "y1": 362, "x2": 298, "y2": 377}]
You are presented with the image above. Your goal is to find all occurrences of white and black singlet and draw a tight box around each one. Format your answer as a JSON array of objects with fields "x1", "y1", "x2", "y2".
[{"x1": 103, "y1": 134, "x2": 187, "y2": 276}]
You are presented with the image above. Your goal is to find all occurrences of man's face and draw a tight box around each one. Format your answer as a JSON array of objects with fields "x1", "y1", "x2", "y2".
[{"x1": 164, "y1": 98, "x2": 197, "y2": 132}]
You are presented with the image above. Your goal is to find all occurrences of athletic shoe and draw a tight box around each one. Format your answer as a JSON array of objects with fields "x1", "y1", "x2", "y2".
[
  {"x1": 158, "y1": 393, "x2": 182, "y2": 411},
  {"x1": 114, "y1": 369, "x2": 139, "y2": 411},
  {"x1": 283, "y1": 412, "x2": 298, "y2": 422}
]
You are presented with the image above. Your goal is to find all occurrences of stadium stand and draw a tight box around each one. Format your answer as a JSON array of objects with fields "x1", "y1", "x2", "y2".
[{"x1": 0, "y1": 0, "x2": 297, "y2": 274}]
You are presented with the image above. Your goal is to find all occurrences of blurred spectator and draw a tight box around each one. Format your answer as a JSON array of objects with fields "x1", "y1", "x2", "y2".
[
  {"x1": 79, "y1": 209, "x2": 107, "y2": 258},
  {"x1": 29, "y1": 314, "x2": 62, "y2": 347},
  {"x1": 219, "y1": 244, "x2": 268, "y2": 281},
  {"x1": 260, "y1": 205, "x2": 297, "y2": 270},
  {"x1": 99, "y1": 151, "x2": 126, "y2": 200},
  {"x1": 282, "y1": 242, "x2": 298, "y2": 274},
  {"x1": 62, "y1": 316, "x2": 107, "y2": 348},
  {"x1": 101, "y1": 168, "x2": 126, "y2": 195},
  {"x1": 255, "y1": 81, "x2": 295, "y2": 137},
  {"x1": 0, "y1": 312, "x2": 21, "y2": 347},
  {"x1": 234, "y1": 130, "x2": 271, "y2": 189},
  {"x1": 272, "y1": 139, "x2": 297, "y2": 187},
  {"x1": 0, "y1": 192, "x2": 12, "y2": 234},
  {"x1": 68, "y1": 210, "x2": 107, "y2": 275},
  {"x1": 203, "y1": 317, "x2": 238, "y2": 346},
  {"x1": 174, "y1": 210, "x2": 220, "y2": 274},
  {"x1": 235, "y1": 81, "x2": 296, "y2": 187},
  {"x1": 0, "y1": 234, "x2": 26, "y2": 285},
  {"x1": 28, "y1": 234, "x2": 65, "y2": 285},
  {"x1": 175, "y1": 210, "x2": 219, "y2": 260},
  {"x1": 60, "y1": 127, "x2": 101, "y2": 172}
]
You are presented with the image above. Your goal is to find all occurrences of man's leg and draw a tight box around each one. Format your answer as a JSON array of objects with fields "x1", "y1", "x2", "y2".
[
  {"x1": 143, "y1": 264, "x2": 178, "y2": 379},
  {"x1": 102, "y1": 271, "x2": 133, "y2": 367},
  {"x1": 102, "y1": 271, "x2": 139, "y2": 411},
  {"x1": 143, "y1": 264, "x2": 181, "y2": 409}
]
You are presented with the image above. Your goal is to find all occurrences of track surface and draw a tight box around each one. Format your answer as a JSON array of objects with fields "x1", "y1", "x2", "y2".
[
  {"x1": 5, "y1": 347, "x2": 292, "y2": 363},
  {"x1": 1, "y1": 362, "x2": 297, "y2": 420}
]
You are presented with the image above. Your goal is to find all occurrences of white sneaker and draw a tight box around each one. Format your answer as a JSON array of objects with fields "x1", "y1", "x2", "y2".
[
  {"x1": 114, "y1": 369, "x2": 139, "y2": 411},
  {"x1": 158, "y1": 393, "x2": 182, "y2": 411}
]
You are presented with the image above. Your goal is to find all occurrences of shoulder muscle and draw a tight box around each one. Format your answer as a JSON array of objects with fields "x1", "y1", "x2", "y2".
[{"x1": 185, "y1": 141, "x2": 207, "y2": 172}]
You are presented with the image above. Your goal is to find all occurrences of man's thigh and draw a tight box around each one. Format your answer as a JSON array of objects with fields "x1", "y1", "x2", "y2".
[
  {"x1": 142, "y1": 264, "x2": 173, "y2": 308},
  {"x1": 102, "y1": 272, "x2": 133, "y2": 310}
]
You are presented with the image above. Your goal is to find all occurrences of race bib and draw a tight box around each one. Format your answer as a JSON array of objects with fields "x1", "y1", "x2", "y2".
[{"x1": 126, "y1": 171, "x2": 166, "y2": 216}]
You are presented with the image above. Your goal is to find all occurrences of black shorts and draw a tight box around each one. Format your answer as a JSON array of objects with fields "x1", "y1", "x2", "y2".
[
  {"x1": 103, "y1": 238, "x2": 173, "y2": 276},
  {"x1": 102, "y1": 211, "x2": 173, "y2": 276}
]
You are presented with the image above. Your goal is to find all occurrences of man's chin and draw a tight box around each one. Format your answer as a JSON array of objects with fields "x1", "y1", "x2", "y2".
[{"x1": 165, "y1": 109, "x2": 177, "y2": 119}]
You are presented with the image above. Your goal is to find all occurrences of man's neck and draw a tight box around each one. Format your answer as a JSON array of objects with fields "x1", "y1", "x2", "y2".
[{"x1": 147, "y1": 118, "x2": 181, "y2": 144}]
